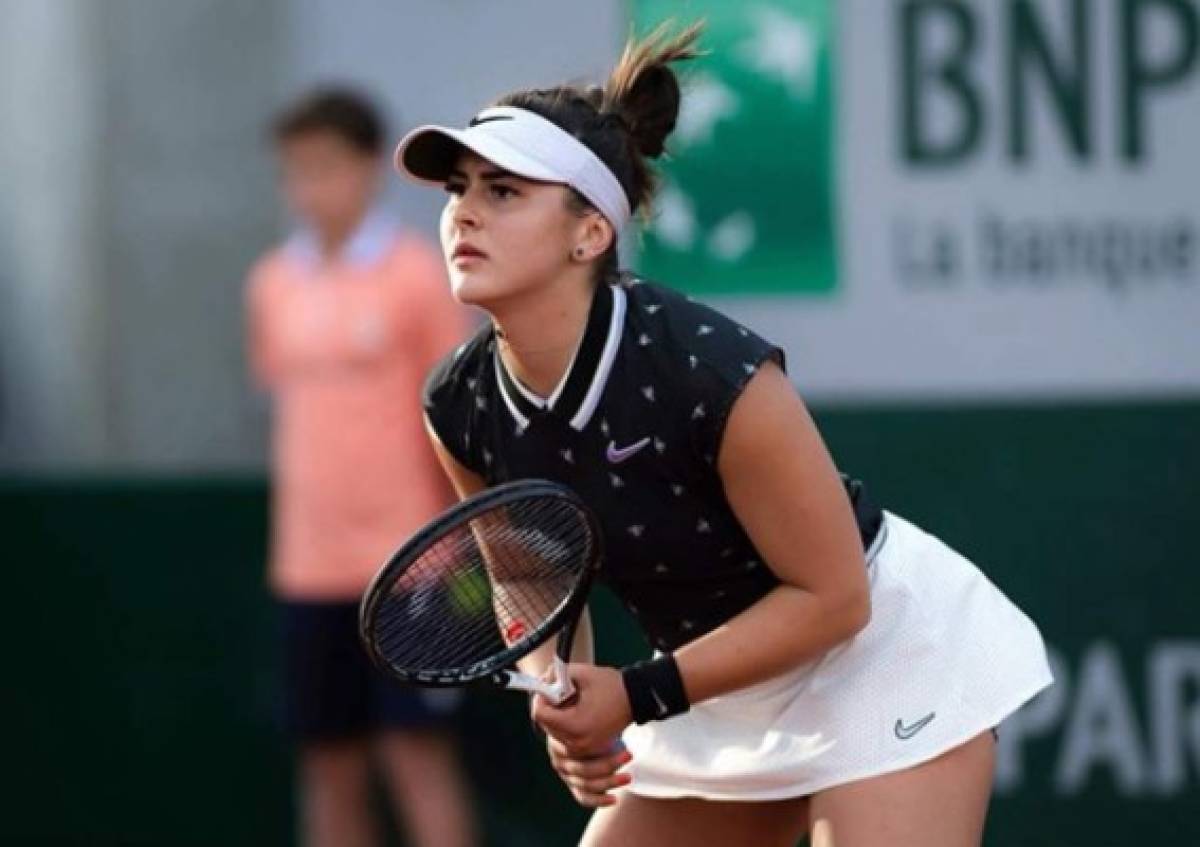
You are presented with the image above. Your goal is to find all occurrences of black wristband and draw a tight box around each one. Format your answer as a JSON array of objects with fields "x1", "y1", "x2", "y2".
[{"x1": 621, "y1": 654, "x2": 690, "y2": 725}]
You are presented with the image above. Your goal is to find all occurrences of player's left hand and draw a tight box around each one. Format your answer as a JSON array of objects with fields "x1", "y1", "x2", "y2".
[{"x1": 531, "y1": 663, "x2": 632, "y2": 754}]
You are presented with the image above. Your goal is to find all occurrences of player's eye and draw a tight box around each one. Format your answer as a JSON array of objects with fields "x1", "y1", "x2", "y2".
[
  {"x1": 443, "y1": 181, "x2": 465, "y2": 197},
  {"x1": 489, "y1": 184, "x2": 518, "y2": 200}
]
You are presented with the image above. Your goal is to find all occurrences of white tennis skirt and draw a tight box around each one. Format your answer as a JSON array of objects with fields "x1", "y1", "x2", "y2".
[{"x1": 621, "y1": 512, "x2": 1053, "y2": 801}]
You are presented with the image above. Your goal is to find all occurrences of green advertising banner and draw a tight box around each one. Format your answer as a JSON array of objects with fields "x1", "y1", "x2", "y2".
[{"x1": 633, "y1": 0, "x2": 837, "y2": 295}]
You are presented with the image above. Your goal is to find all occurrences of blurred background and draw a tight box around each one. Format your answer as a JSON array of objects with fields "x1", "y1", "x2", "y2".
[{"x1": 2, "y1": 0, "x2": 1197, "y2": 844}]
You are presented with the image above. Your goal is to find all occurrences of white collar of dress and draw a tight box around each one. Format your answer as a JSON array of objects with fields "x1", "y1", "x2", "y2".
[{"x1": 493, "y1": 283, "x2": 626, "y2": 433}]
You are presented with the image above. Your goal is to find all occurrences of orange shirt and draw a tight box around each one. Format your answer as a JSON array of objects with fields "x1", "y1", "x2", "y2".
[{"x1": 247, "y1": 214, "x2": 467, "y2": 600}]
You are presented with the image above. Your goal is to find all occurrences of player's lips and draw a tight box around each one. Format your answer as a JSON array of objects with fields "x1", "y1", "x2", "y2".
[{"x1": 451, "y1": 243, "x2": 487, "y2": 263}]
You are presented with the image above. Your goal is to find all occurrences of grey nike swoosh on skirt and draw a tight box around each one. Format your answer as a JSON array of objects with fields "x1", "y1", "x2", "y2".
[{"x1": 894, "y1": 712, "x2": 936, "y2": 740}]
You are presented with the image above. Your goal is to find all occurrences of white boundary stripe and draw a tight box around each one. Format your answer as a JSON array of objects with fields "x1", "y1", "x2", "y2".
[
  {"x1": 508, "y1": 362, "x2": 547, "y2": 409},
  {"x1": 495, "y1": 352, "x2": 530, "y2": 431},
  {"x1": 570, "y1": 285, "x2": 626, "y2": 431},
  {"x1": 547, "y1": 339, "x2": 581, "y2": 410},
  {"x1": 500, "y1": 338, "x2": 579, "y2": 412}
]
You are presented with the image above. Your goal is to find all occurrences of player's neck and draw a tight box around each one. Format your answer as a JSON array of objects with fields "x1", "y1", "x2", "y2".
[{"x1": 493, "y1": 274, "x2": 596, "y2": 400}]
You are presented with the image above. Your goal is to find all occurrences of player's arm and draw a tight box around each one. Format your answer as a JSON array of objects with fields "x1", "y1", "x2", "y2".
[
  {"x1": 674, "y1": 361, "x2": 871, "y2": 704},
  {"x1": 425, "y1": 418, "x2": 593, "y2": 679}
]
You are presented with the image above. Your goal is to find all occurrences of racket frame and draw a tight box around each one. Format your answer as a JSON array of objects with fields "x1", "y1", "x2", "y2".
[{"x1": 359, "y1": 479, "x2": 602, "y2": 700}]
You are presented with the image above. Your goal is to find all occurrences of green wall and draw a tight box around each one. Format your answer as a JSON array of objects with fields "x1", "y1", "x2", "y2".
[{"x1": 5, "y1": 400, "x2": 1197, "y2": 845}]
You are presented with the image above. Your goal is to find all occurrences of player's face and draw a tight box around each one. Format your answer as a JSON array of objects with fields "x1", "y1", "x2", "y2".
[
  {"x1": 278, "y1": 131, "x2": 380, "y2": 240},
  {"x1": 439, "y1": 151, "x2": 580, "y2": 308}
]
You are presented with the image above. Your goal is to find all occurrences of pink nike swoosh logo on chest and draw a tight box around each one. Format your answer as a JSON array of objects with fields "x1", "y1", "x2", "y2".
[{"x1": 606, "y1": 437, "x2": 651, "y2": 463}]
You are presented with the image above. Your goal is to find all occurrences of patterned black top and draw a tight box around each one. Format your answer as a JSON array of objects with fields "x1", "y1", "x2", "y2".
[{"x1": 423, "y1": 276, "x2": 883, "y2": 651}]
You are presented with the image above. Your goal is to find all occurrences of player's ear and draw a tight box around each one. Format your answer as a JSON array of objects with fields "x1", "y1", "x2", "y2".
[{"x1": 570, "y1": 211, "x2": 614, "y2": 264}]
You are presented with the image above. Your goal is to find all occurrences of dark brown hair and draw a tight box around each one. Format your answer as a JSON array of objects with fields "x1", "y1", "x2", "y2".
[
  {"x1": 493, "y1": 21, "x2": 703, "y2": 278},
  {"x1": 272, "y1": 87, "x2": 386, "y2": 156}
]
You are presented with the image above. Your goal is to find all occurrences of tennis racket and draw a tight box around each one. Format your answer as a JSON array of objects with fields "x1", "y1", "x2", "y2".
[{"x1": 359, "y1": 479, "x2": 602, "y2": 705}]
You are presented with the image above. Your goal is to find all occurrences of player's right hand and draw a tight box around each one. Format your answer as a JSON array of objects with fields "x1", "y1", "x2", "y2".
[{"x1": 544, "y1": 734, "x2": 633, "y2": 808}]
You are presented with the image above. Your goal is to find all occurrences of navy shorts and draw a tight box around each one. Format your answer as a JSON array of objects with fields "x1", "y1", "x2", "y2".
[{"x1": 281, "y1": 600, "x2": 464, "y2": 741}]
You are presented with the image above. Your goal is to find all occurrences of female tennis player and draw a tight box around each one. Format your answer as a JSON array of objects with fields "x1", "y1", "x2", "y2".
[{"x1": 395, "y1": 23, "x2": 1052, "y2": 847}]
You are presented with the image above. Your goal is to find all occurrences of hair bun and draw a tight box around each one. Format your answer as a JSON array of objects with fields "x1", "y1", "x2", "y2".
[
  {"x1": 618, "y1": 65, "x2": 681, "y2": 158},
  {"x1": 603, "y1": 21, "x2": 703, "y2": 160}
]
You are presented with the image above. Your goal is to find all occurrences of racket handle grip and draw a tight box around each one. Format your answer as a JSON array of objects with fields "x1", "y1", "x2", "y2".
[
  {"x1": 549, "y1": 654, "x2": 577, "y2": 704},
  {"x1": 499, "y1": 655, "x2": 575, "y2": 705}
]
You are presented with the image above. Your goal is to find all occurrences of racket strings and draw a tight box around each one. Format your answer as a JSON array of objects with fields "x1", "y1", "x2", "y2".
[{"x1": 368, "y1": 494, "x2": 594, "y2": 676}]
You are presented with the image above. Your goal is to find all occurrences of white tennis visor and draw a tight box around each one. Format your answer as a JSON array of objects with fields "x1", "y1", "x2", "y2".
[{"x1": 394, "y1": 106, "x2": 632, "y2": 233}]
